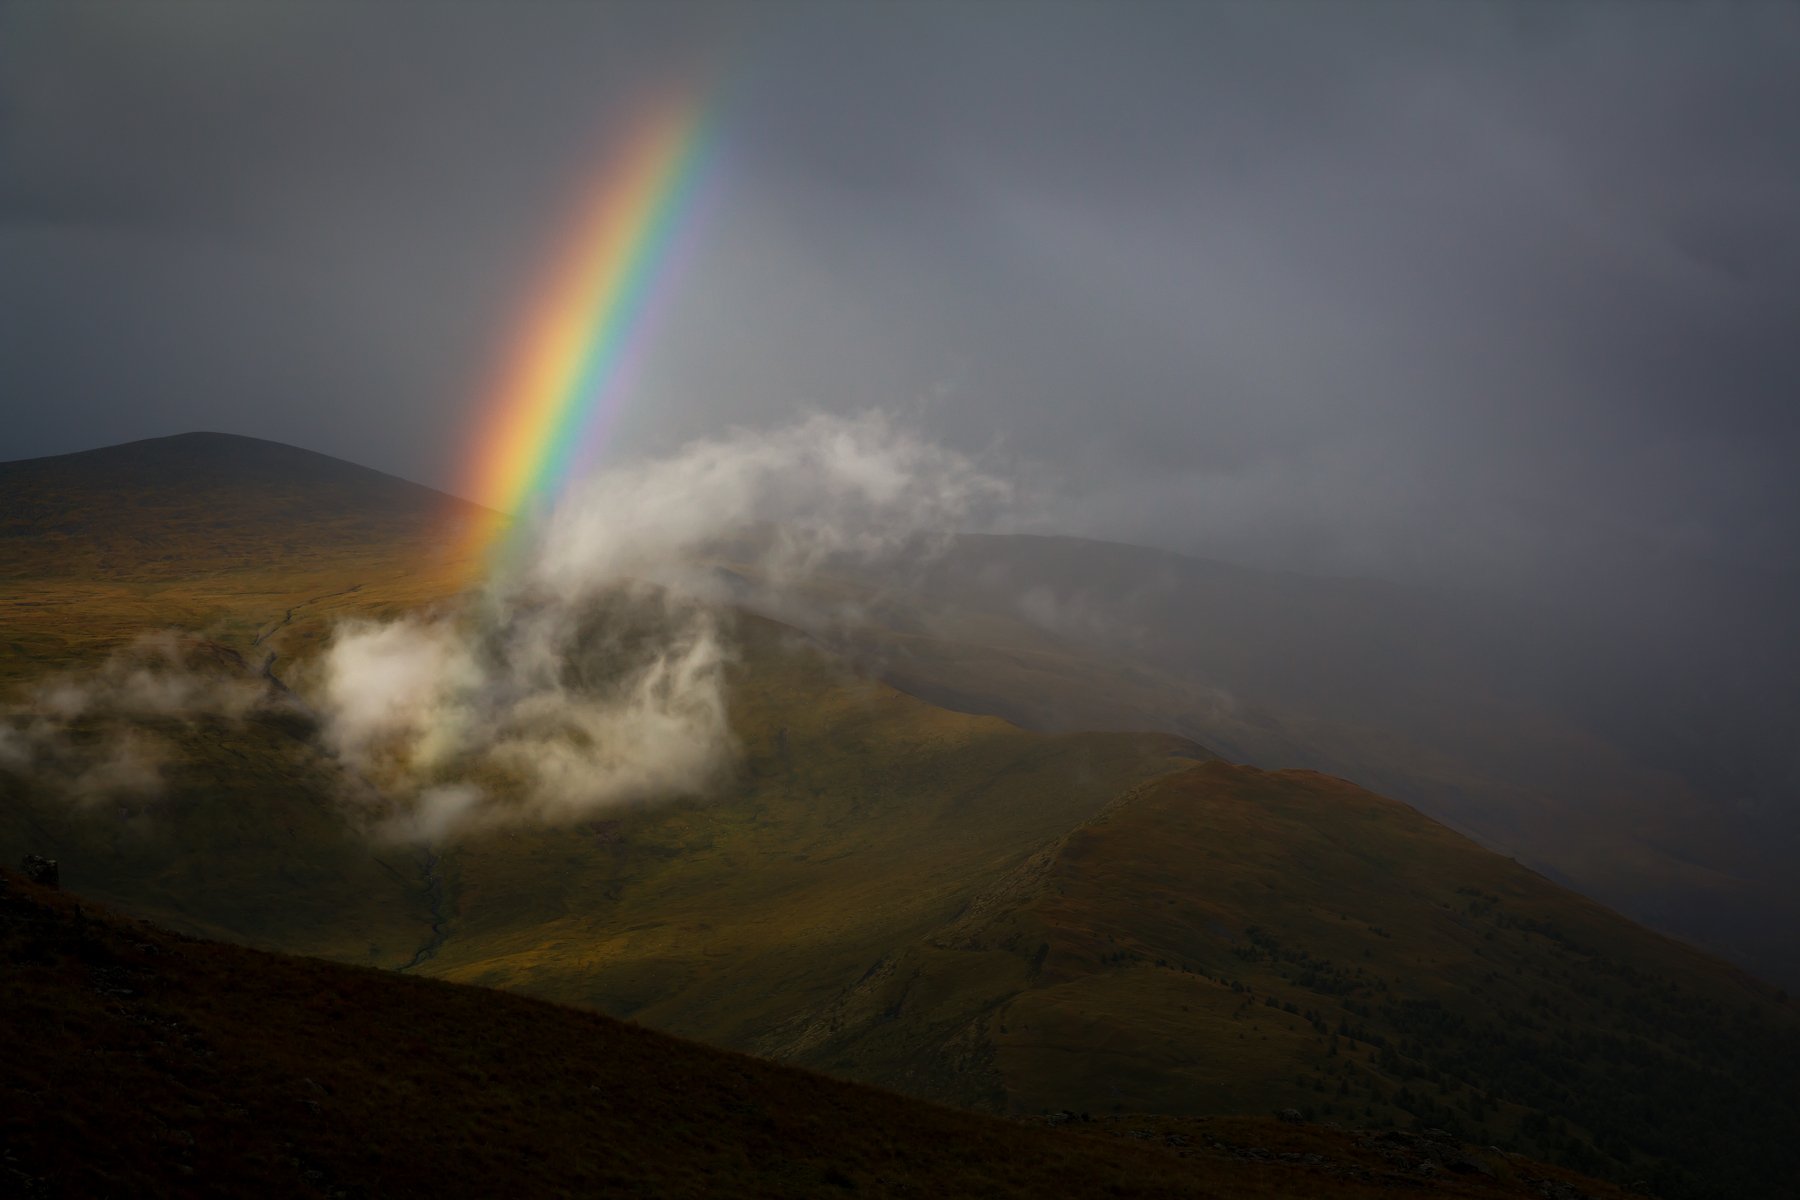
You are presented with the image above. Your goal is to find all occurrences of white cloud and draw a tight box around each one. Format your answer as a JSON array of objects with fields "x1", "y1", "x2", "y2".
[
  {"x1": 311, "y1": 412, "x2": 1006, "y2": 840},
  {"x1": 0, "y1": 632, "x2": 281, "y2": 806}
]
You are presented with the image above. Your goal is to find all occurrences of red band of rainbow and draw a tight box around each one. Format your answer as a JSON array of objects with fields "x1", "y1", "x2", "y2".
[{"x1": 460, "y1": 85, "x2": 719, "y2": 569}]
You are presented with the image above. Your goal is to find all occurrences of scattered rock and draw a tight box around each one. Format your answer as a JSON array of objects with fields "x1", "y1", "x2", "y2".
[
  {"x1": 1276, "y1": 1108, "x2": 1304, "y2": 1124},
  {"x1": 20, "y1": 855, "x2": 58, "y2": 889}
]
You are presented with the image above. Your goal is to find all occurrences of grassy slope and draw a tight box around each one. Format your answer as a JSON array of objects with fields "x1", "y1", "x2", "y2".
[
  {"x1": 777, "y1": 536, "x2": 1798, "y2": 990},
  {"x1": 773, "y1": 760, "x2": 1800, "y2": 1197},
  {"x1": 0, "y1": 436, "x2": 1205, "y2": 1009},
  {"x1": 5, "y1": 435, "x2": 1798, "y2": 1196},
  {"x1": 0, "y1": 706, "x2": 436, "y2": 966},
  {"x1": 422, "y1": 616, "x2": 1201, "y2": 1054},
  {"x1": 410, "y1": 649, "x2": 1800, "y2": 1197},
  {"x1": 0, "y1": 432, "x2": 486, "y2": 703},
  {"x1": 0, "y1": 431, "x2": 485, "y2": 578},
  {"x1": 0, "y1": 870, "x2": 1637, "y2": 1200},
  {"x1": 0, "y1": 433, "x2": 487, "y2": 963}
]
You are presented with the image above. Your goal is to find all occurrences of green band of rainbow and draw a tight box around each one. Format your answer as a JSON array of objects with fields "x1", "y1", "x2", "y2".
[{"x1": 461, "y1": 85, "x2": 719, "y2": 565}]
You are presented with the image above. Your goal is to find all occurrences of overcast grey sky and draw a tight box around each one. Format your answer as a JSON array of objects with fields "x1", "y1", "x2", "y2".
[{"x1": 5, "y1": 0, "x2": 1799, "y2": 617}]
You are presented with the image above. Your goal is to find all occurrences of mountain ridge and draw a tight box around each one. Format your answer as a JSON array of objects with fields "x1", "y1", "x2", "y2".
[
  {"x1": 0, "y1": 430, "x2": 490, "y2": 584},
  {"x1": 4, "y1": 431, "x2": 1797, "y2": 1196}
]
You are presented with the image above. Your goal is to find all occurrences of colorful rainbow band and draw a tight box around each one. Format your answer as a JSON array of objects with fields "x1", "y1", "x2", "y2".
[{"x1": 460, "y1": 84, "x2": 719, "y2": 568}]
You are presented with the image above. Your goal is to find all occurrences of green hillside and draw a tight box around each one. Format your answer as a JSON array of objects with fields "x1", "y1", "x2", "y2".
[
  {"x1": 756, "y1": 535, "x2": 1800, "y2": 991},
  {"x1": 748, "y1": 760, "x2": 1799, "y2": 1198},
  {"x1": 5, "y1": 434, "x2": 1799, "y2": 1198},
  {"x1": 422, "y1": 616, "x2": 1200, "y2": 1044},
  {"x1": 0, "y1": 431, "x2": 488, "y2": 582},
  {"x1": 1, "y1": 433, "x2": 489, "y2": 962}
]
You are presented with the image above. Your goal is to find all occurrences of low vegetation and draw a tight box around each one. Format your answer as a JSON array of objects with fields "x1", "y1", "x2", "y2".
[
  {"x1": 6, "y1": 433, "x2": 1798, "y2": 1197},
  {"x1": 0, "y1": 870, "x2": 1636, "y2": 1199}
]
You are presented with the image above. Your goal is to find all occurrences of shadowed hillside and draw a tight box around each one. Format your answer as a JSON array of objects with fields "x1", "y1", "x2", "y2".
[
  {"x1": 5, "y1": 434, "x2": 1799, "y2": 1197},
  {"x1": 0, "y1": 431, "x2": 490, "y2": 580},
  {"x1": 0, "y1": 870, "x2": 1639, "y2": 1199},
  {"x1": 753, "y1": 760, "x2": 1800, "y2": 1198},
  {"x1": 0, "y1": 433, "x2": 487, "y2": 688},
  {"x1": 737, "y1": 534, "x2": 1800, "y2": 991},
  {"x1": 0, "y1": 434, "x2": 492, "y2": 958}
]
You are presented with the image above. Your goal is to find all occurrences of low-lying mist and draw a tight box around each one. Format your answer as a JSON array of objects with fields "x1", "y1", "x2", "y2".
[
  {"x1": 0, "y1": 414, "x2": 1004, "y2": 841},
  {"x1": 0, "y1": 632, "x2": 291, "y2": 806},
  {"x1": 314, "y1": 412, "x2": 1005, "y2": 839}
]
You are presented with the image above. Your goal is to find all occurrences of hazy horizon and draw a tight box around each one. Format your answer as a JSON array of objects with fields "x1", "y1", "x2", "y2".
[
  {"x1": 5, "y1": 10, "x2": 1800, "y2": 1186},
  {"x1": 5, "y1": 1, "x2": 1797, "y2": 839},
  {"x1": 6, "y1": 3, "x2": 1798, "y2": 600}
]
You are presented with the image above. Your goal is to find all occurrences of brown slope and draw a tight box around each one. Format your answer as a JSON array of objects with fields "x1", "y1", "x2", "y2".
[
  {"x1": 759, "y1": 533, "x2": 1800, "y2": 991},
  {"x1": 765, "y1": 761, "x2": 1800, "y2": 1198},
  {"x1": 0, "y1": 870, "x2": 1633, "y2": 1200},
  {"x1": 0, "y1": 431, "x2": 488, "y2": 581},
  {"x1": 0, "y1": 434, "x2": 1785, "y2": 1197},
  {"x1": 0, "y1": 434, "x2": 493, "y2": 962},
  {"x1": 0, "y1": 432, "x2": 486, "y2": 687}
]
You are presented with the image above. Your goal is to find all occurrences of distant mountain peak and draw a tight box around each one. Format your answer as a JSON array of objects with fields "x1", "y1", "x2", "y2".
[{"x1": 0, "y1": 431, "x2": 489, "y2": 581}]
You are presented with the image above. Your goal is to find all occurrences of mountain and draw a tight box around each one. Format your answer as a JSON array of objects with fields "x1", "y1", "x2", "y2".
[
  {"x1": 744, "y1": 760, "x2": 1799, "y2": 1197},
  {"x1": 405, "y1": 723, "x2": 1799, "y2": 1197},
  {"x1": 0, "y1": 430, "x2": 488, "y2": 579},
  {"x1": 734, "y1": 533, "x2": 1800, "y2": 990},
  {"x1": 4, "y1": 433, "x2": 1798, "y2": 1197},
  {"x1": 0, "y1": 433, "x2": 491, "y2": 963},
  {"x1": 0, "y1": 431, "x2": 489, "y2": 699}
]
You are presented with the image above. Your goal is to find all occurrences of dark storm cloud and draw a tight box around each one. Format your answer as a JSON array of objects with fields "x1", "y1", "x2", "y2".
[
  {"x1": 4, "y1": 0, "x2": 1799, "y2": 617},
  {"x1": 0, "y1": 0, "x2": 736, "y2": 466}
]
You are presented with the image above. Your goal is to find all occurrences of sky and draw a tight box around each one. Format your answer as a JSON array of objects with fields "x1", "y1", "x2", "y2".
[{"x1": 4, "y1": 0, "x2": 1800, "y2": 622}]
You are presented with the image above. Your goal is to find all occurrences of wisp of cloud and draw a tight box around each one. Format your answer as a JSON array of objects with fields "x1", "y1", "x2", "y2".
[
  {"x1": 0, "y1": 632, "x2": 288, "y2": 806},
  {"x1": 312, "y1": 412, "x2": 1006, "y2": 840}
]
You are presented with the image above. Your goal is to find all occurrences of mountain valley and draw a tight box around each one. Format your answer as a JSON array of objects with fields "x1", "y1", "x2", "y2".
[{"x1": 3, "y1": 433, "x2": 1798, "y2": 1198}]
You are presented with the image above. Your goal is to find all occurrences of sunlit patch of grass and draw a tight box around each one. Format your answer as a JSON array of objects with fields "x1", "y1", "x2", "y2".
[{"x1": 5, "y1": 433, "x2": 1797, "y2": 1198}]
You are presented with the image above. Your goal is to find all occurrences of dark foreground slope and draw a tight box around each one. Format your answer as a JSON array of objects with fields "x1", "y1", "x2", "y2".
[
  {"x1": 4, "y1": 435, "x2": 1798, "y2": 1197},
  {"x1": 0, "y1": 871, "x2": 1634, "y2": 1200}
]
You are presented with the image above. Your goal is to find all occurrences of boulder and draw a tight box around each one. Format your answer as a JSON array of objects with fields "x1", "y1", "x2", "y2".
[{"x1": 20, "y1": 855, "x2": 58, "y2": 889}]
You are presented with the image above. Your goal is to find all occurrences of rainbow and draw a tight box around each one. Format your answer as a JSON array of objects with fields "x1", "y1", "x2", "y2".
[{"x1": 459, "y1": 83, "x2": 720, "y2": 567}]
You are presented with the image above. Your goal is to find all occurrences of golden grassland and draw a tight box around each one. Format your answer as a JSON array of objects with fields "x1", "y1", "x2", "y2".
[
  {"x1": 6, "y1": 433, "x2": 1800, "y2": 1197},
  {"x1": 1, "y1": 433, "x2": 486, "y2": 689},
  {"x1": 765, "y1": 540, "x2": 1792, "y2": 995}
]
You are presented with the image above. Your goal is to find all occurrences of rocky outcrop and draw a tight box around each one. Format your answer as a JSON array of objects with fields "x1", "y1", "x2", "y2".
[{"x1": 19, "y1": 855, "x2": 58, "y2": 889}]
